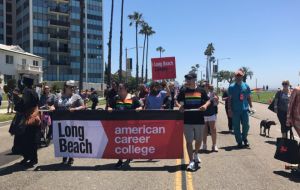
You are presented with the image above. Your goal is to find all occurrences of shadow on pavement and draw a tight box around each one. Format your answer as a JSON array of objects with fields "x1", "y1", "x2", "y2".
[
  {"x1": 0, "y1": 163, "x2": 28, "y2": 176},
  {"x1": 34, "y1": 163, "x2": 186, "y2": 173},
  {"x1": 265, "y1": 140, "x2": 277, "y2": 146},
  {"x1": 273, "y1": 170, "x2": 300, "y2": 183},
  {"x1": 218, "y1": 131, "x2": 234, "y2": 135},
  {"x1": 219, "y1": 145, "x2": 250, "y2": 151}
]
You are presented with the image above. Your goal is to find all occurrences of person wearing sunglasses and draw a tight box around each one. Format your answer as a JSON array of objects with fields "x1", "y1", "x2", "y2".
[
  {"x1": 228, "y1": 69, "x2": 253, "y2": 148},
  {"x1": 274, "y1": 80, "x2": 291, "y2": 138},
  {"x1": 50, "y1": 80, "x2": 85, "y2": 166}
]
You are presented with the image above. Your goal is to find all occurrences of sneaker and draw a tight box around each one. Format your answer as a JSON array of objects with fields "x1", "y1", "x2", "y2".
[
  {"x1": 212, "y1": 145, "x2": 219, "y2": 152},
  {"x1": 26, "y1": 160, "x2": 38, "y2": 168},
  {"x1": 115, "y1": 160, "x2": 124, "y2": 168},
  {"x1": 187, "y1": 161, "x2": 196, "y2": 171},
  {"x1": 243, "y1": 140, "x2": 250, "y2": 147},
  {"x1": 62, "y1": 157, "x2": 68, "y2": 164},
  {"x1": 193, "y1": 153, "x2": 201, "y2": 163},
  {"x1": 237, "y1": 143, "x2": 243, "y2": 149},
  {"x1": 201, "y1": 144, "x2": 207, "y2": 151},
  {"x1": 18, "y1": 159, "x2": 29, "y2": 166},
  {"x1": 67, "y1": 158, "x2": 74, "y2": 166}
]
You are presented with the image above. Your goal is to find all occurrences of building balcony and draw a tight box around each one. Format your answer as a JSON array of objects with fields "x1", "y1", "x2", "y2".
[
  {"x1": 49, "y1": 6, "x2": 69, "y2": 15},
  {"x1": 49, "y1": 19, "x2": 69, "y2": 28},
  {"x1": 16, "y1": 64, "x2": 43, "y2": 74},
  {"x1": 49, "y1": 33, "x2": 69, "y2": 41}
]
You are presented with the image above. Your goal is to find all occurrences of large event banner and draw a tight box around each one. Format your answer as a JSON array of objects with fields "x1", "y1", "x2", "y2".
[
  {"x1": 52, "y1": 110, "x2": 183, "y2": 159},
  {"x1": 151, "y1": 57, "x2": 176, "y2": 80}
]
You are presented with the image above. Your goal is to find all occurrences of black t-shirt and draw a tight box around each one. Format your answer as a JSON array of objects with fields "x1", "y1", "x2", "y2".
[
  {"x1": 107, "y1": 88, "x2": 117, "y2": 107},
  {"x1": 110, "y1": 94, "x2": 141, "y2": 110},
  {"x1": 177, "y1": 87, "x2": 209, "y2": 124}
]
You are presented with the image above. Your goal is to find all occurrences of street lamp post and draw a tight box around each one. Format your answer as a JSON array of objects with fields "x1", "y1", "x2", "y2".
[
  {"x1": 125, "y1": 47, "x2": 143, "y2": 82},
  {"x1": 215, "y1": 58, "x2": 231, "y2": 93}
]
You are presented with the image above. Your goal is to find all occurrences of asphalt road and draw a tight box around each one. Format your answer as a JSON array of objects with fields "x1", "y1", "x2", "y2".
[{"x1": 0, "y1": 102, "x2": 299, "y2": 190}]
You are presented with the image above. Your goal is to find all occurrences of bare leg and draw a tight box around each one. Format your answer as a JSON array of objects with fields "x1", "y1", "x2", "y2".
[
  {"x1": 203, "y1": 122, "x2": 209, "y2": 146},
  {"x1": 209, "y1": 121, "x2": 217, "y2": 146}
]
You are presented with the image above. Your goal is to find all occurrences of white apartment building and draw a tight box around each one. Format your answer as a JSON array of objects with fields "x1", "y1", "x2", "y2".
[{"x1": 0, "y1": 44, "x2": 43, "y2": 89}]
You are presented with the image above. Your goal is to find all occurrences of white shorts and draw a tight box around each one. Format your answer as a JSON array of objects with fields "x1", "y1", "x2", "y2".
[{"x1": 204, "y1": 114, "x2": 217, "y2": 122}]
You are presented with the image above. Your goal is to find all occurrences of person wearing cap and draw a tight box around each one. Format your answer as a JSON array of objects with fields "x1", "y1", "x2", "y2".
[
  {"x1": 50, "y1": 80, "x2": 85, "y2": 166},
  {"x1": 228, "y1": 69, "x2": 253, "y2": 148},
  {"x1": 176, "y1": 72, "x2": 212, "y2": 171},
  {"x1": 13, "y1": 75, "x2": 40, "y2": 167}
]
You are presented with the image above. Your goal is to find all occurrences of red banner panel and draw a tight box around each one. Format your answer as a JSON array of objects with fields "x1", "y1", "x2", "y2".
[
  {"x1": 151, "y1": 57, "x2": 176, "y2": 80},
  {"x1": 102, "y1": 120, "x2": 183, "y2": 159}
]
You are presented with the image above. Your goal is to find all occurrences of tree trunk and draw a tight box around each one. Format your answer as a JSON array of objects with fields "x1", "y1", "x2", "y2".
[
  {"x1": 135, "y1": 23, "x2": 139, "y2": 86},
  {"x1": 145, "y1": 35, "x2": 149, "y2": 83},
  {"x1": 79, "y1": 0, "x2": 85, "y2": 91},
  {"x1": 118, "y1": 0, "x2": 124, "y2": 82},
  {"x1": 141, "y1": 33, "x2": 146, "y2": 83},
  {"x1": 107, "y1": 0, "x2": 114, "y2": 86}
]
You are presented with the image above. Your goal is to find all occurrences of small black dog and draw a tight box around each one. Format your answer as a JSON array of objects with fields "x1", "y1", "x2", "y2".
[{"x1": 260, "y1": 120, "x2": 276, "y2": 137}]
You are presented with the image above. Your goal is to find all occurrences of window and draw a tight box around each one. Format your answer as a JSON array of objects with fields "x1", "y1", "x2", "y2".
[
  {"x1": 5, "y1": 55, "x2": 13, "y2": 64},
  {"x1": 4, "y1": 75, "x2": 13, "y2": 84},
  {"x1": 33, "y1": 60, "x2": 39, "y2": 66},
  {"x1": 22, "y1": 59, "x2": 26, "y2": 65}
]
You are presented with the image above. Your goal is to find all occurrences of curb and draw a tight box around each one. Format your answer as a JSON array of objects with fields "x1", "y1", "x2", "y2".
[{"x1": 0, "y1": 120, "x2": 11, "y2": 127}]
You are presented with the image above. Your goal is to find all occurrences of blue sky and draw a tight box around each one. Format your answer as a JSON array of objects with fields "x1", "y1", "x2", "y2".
[{"x1": 103, "y1": 0, "x2": 300, "y2": 89}]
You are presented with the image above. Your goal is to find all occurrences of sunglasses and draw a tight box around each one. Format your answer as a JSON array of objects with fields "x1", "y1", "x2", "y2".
[{"x1": 282, "y1": 83, "x2": 289, "y2": 86}]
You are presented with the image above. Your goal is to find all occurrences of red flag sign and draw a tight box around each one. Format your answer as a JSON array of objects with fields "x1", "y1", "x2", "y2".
[{"x1": 151, "y1": 57, "x2": 176, "y2": 80}]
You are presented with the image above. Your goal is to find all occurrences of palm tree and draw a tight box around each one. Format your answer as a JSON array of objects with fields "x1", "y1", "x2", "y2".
[
  {"x1": 107, "y1": 0, "x2": 114, "y2": 86},
  {"x1": 118, "y1": 0, "x2": 124, "y2": 82},
  {"x1": 145, "y1": 26, "x2": 155, "y2": 83},
  {"x1": 128, "y1": 12, "x2": 143, "y2": 86},
  {"x1": 139, "y1": 21, "x2": 149, "y2": 83},
  {"x1": 156, "y1": 46, "x2": 165, "y2": 58},
  {"x1": 204, "y1": 43, "x2": 215, "y2": 84},
  {"x1": 240, "y1": 67, "x2": 254, "y2": 82}
]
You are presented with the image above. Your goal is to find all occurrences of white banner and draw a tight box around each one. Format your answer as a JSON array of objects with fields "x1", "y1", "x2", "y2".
[{"x1": 53, "y1": 120, "x2": 108, "y2": 158}]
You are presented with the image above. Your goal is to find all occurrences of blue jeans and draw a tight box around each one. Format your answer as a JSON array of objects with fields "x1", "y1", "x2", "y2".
[{"x1": 232, "y1": 111, "x2": 250, "y2": 144}]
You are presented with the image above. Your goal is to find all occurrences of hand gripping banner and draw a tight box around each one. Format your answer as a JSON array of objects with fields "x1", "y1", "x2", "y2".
[{"x1": 52, "y1": 110, "x2": 183, "y2": 159}]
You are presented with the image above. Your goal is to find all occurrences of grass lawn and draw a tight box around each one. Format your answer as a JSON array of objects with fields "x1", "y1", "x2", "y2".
[
  {"x1": 86, "y1": 98, "x2": 106, "y2": 108},
  {"x1": 0, "y1": 113, "x2": 15, "y2": 122},
  {"x1": 251, "y1": 91, "x2": 276, "y2": 104}
]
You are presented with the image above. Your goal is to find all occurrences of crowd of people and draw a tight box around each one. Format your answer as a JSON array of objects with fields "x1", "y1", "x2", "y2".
[{"x1": 4, "y1": 69, "x2": 300, "y2": 173}]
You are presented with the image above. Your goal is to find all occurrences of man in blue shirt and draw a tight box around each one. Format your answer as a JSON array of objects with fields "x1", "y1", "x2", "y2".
[{"x1": 228, "y1": 70, "x2": 253, "y2": 148}]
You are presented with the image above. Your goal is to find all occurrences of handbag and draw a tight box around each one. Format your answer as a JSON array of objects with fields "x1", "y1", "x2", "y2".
[
  {"x1": 274, "y1": 129, "x2": 300, "y2": 164},
  {"x1": 25, "y1": 106, "x2": 41, "y2": 126},
  {"x1": 268, "y1": 99, "x2": 275, "y2": 112}
]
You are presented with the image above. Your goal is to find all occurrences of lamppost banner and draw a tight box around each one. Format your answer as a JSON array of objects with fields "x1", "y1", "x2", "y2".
[
  {"x1": 52, "y1": 110, "x2": 183, "y2": 159},
  {"x1": 151, "y1": 57, "x2": 176, "y2": 80}
]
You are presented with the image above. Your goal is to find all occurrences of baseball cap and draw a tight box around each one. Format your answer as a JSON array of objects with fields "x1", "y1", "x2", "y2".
[
  {"x1": 235, "y1": 70, "x2": 244, "y2": 77},
  {"x1": 184, "y1": 73, "x2": 197, "y2": 80},
  {"x1": 65, "y1": 80, "x2": 76, "y2": 87}
]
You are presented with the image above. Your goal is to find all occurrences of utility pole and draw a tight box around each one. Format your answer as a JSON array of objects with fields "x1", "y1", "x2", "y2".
[{"x1": 79, "y1": 0, "x2": 84, "y2": 92}]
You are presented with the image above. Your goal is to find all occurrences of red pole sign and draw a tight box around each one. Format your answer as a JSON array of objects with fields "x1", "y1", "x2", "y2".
[{"x1": 151, "y1": 57, "x2": 176, "y2": 80}]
